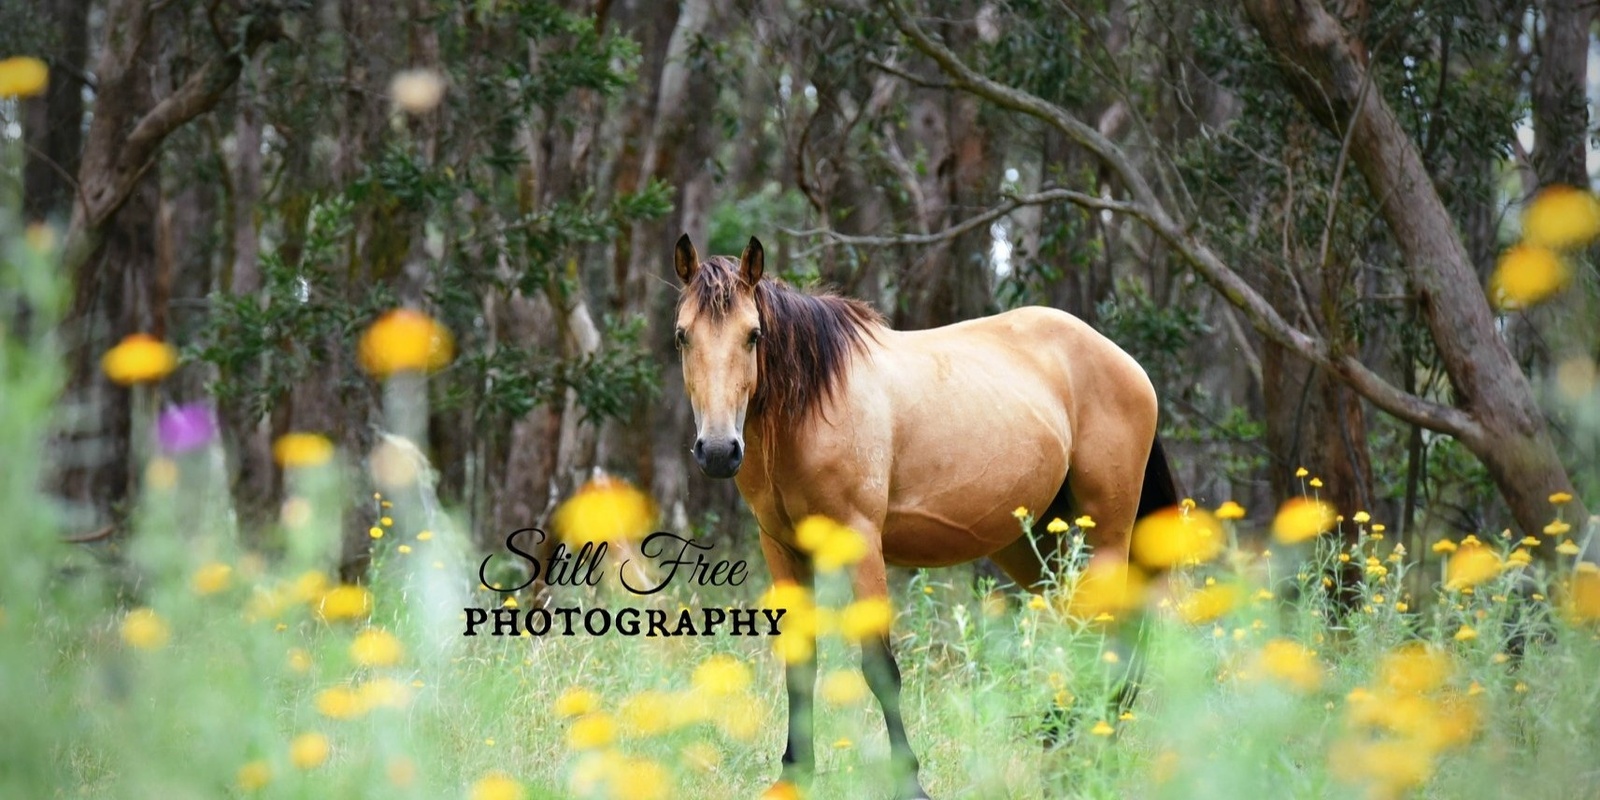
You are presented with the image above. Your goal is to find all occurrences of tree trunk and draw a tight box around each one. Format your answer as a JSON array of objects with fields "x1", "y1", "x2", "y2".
[
  {"x1": 22, "y1": 0, "x2": 90, "y2": 224},
  {"x1": 1531, "y1": 0, "x2": 1591, "y2": 189}
]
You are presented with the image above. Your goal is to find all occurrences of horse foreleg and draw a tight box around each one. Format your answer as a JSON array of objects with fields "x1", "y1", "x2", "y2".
[
  {"x1": 853, "y1": 548, "x2": 933, "y2": 800},
  {"x1": 760, "y1": 532, "x2": 816, "y2": 789}
]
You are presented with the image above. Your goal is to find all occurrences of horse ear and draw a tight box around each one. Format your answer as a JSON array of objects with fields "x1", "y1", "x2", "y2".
[
  {"x1": 740, "y1": 236, "x2": 765, "y2": 287},
  {"x1": 673, "y1": 234, "x2": 700, "y2": 284}
]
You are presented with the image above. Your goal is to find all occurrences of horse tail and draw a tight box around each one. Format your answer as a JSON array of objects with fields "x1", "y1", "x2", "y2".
[{"x1": 1135, "y1": 435, "x2": 1179, "y2": 521}]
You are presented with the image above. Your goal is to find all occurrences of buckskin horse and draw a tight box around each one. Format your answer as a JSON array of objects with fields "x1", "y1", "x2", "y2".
[{"x1": 671, "y1": 234, "x2": 1176, "y2": 799}]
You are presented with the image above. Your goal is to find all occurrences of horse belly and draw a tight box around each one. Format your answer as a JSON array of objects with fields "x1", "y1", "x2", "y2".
[{"x1": 879, "y1": 394, "x2": 1072, "y2": 568}]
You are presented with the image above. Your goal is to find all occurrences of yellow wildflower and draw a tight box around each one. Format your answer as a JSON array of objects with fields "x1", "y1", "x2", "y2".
[
  {"x1": 235, "y1": 760, "x2": 271, "y2": 791},
  {"x1": 1520, "y1": 536, "x2": 1541, "y2": 547},
  {"x1": 1445, "y1": 545, "x2": 1501, "y2": 590},
  {"x1": 554, "y1": 687, "x2": 599, "y2": 718},
  {"x1": 1545, "y1": 520, "x2": 1572, "y2": 536},
  {"x1": 191, "y1": 562, "x2": 233, "y2": 596},
  {"x1": 1353, "y1": 511, "x2": 1371, "y2": 524},
  {"x1": 1045, "y1": 517, "x2": 1070, "y2": 534},
  {"x1": 620, "y1": 690, "x2": 675, "y2": 737},
  {"x1": 1295, "y1": 467, "x2": 1309, "y2": 478},
  {"x1": 357, "y1": 677, "x2": 412, "y2": 710},
  {"x1": 1089, "y1": 720, "x2": 1115, "y2": 737},
  {"x1": 1556, "y1": 540, "x2": 1581, "y2": 556},
  {"x1": 288, "y1": 648, "x2": 312, "y2": 673},
  {"x1": 0, "y1": 56, "x2": 49, "y2": 97},
  {"x1": 1215, "y1": 500, "x2": 1246, "y2": 520},
  {"x1": 1255, "y1": 639, "x2": 1323, "y2": 692},
  {"x1": 1454, "y1": 626, "x2": 1478, "y2": 642},
  {"x1": 692, "y1": 655, "x2": 752, "y2": 696},
  {"x1": 120, "y1": 608, "x2": 171, "y2": 650},
  {"x1": 316, "y1": 585, "x2": 373, "y2": 622},
  {"x1": 273, "y1": 433, "x2": 334, "y2": 468},
  {"x1": 795, "y1": 516, "x2": 868, "y2": 571},
  {"x1": 1491, "y1": 244, "x2": 1570, "y2": 308},
  {"x1": 358, "y1": 308, "x2": 454, "y2": 377},
  {"x1": 1432, "y1": 539, "x2": 1458, "y2": 554},
  {"x1": 567, "y1": 713, "x2": 616, "y2": 750},
  {"x1": 469, "y1": 773, "x2": 524, "y2": 800},
  {"x1": 760, "y1": 781, "x2": 803, "y2": 800},
  {"x1": 1522, "y1": 185, "x2": 1600, "y2": 250},
  {"x1": 289, "y1": 732, "x2": 330, "y2": 769},
  {"x1": 1074, "y1": 515, "x2": 1096, "y2": 529},
  {"x1": 1564, "y1": 567, "x2": 1600, "y2": 620},
  {"x1": 315, "y1": 686, "x2": 365, "y2": 720},
  {"x1": 840, "y1": 597, "x2": 894, "y2": 642},
  {"x1": 1174, "y1": 583, "x2": 1241, "y2": 624},
  {"x1": 552, "y1": 475, "x2": 657, "y2": 545},
  {"x1": 612, "y1": 758, "x2": 669, "y2": 800},
  {"x1": 1012, "y1": 507, "x2": 1029, "y2": 520},
  {"x1": 819, "y1": 670, "x2": 869, "y2": 706},
  {"x1": 1066, "y1": 559, "x2": 1146, "y2": 620},
  {"x1": 101, "y1": 333, "x2": 178, "y2": 385},
  {"x1": 1131, "y1": 506, "x2": 1223, "y2": 568},
  {"x1": 350, "y1": 627, "x2": 404, "y2": 667},
  {"x1": 1272, "y1": 497, "x2": 1336, "y2": 544},
  {"x1": 1550, "y1": 492, "x2": 1574, "y2": 505},
  {"x1": 1308, "y1": 477, "x2": 1323, "y2": 488}
]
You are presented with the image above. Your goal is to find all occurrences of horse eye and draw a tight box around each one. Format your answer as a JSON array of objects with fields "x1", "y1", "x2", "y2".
[
  {"x1": 674, "y1": 329, "x2": 687, "y2": 349},
  {"x1": 747, "y1": 328, "x2": 762, "y2": 348}
]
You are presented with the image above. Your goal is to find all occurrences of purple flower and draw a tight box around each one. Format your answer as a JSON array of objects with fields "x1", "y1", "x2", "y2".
[{"x1": 156, "y1": 403, "x2": 218, "y2": 455}]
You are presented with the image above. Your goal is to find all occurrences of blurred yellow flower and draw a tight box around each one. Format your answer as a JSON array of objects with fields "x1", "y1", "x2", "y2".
[
  {"x1": 1522, "y1": 185, "x2": 1600, "y2": 250},
  {"x1": 1550, "y1": 491, "x2": 1574, "y2": 505},
  {"x1": 1491, "y1": 244, "x2": 1570, "y2": 308},
  {"x1": 357, "y1": 677, "x2": 412, "y2": 710},
  {"x1": 840, "y1": 597, "x2": 894, "y2": 642},
  {"x1": 1308, "y1": 477, "x2": 1323, "y2": 488},
  {"x1": 760, "y1": 780, "x2": 803, "y2": 800},
  {"x1": 289, "y1": 732, "x2": 330, "y2": 769},
  {"x1": 315, "y1": 686, "x2": 365, "y2": 720},
  {"x1": 555, "y1": 687, "x2": 599, "y2": 718},
  {"x1": 273, "y1": 433, "x2": 334, "y2": 468},
  {"x1": 120, "y1": 608, "x2": 171, "y2": 650},
  {"x1": 1012, "y1": 506, "x2": 1029, "y2": 520},
  {"x1": 1432, "y1": 539, "x2": 1457, "y2": 554},
  {"x1": 102, "y1": 333, "x2": 178, "y2": 385},
  {"x1": 386, "y1": 757, "x2": 416, "y2": 788},
  {"x1": 1027, "y1": 594, "x2": 1049, "y2": 612},
  {"x1": 1445, "y1": 545, "x2": 1501, "y2": 590},
  {"x1": 567, "y1": 712, "x2": 616, "y2": 750},
  {"x1": 288, "y1": 647, "x2": 312, "y2": 674},
  {"x1": 235, "y1": 760, "x2": 271, "y2": 792},
  {"x1": 1066, "y1": 559, "x2": 1146, "y2": 620},
  {"x1": 350, "y1": 627, "x2": 404, "y2": 667},
  {"x1": 1272, "y1": 498, "x2": 1336, "y2": 544},
  {"x1": 620, "y1": 690, "x2": 675, "y2": 737},
  {"x1": 1564, "y1": 567, "x2": 1600, "y2": 621},
  {"x1": 1379, "y1": 644, "x2": 1453, "y2": 694},
  {"x1": 1215, "y1": 501, "x2": 1245, "y2": 520},
  {"x1": 1545, "y1": 520, "x2": 1572, "y2": 536},
  {"x1": 1328, "y1": 738, "x2": 1434, "y2": 795},
  {"x1": 1453, "y1": 625, "x2": 1478, "y2": 642},
  {"x1": 819, "y1": 670, "x2": 869, "y2": 706},
  {"x1": 795, "y1": 515, "x2": 868, "y2": 571},
  {"x1": 1175, "y1": 583, "x2": 1241, "y2": 624},
  {"x1": 191, "y1": 562, "x2": 233, "y2": 596},
  {"x1": 1505, "y1": 549, "x2": 1532, "y2": 567},
  {"x1": 612, "y1": 758, "x2": 669, "y2": 800},
  {"x1": 1255, "y1": 639, "x2": 1323, "y2": 692},
  {"x1": 1556, "y1": 540, "x2": 1581, "y2": 556},
  {"x1": 692, "y1": 655, "x2": 752, "y2": 696},
  {"x1": 1352, "y1": 511, "x2": 1371, "y2": 524},
  {"x1": 1131, "y1": 506, "x2": 1223, "y2": 568},
  {"x1": 1074, "y1": 515, "x2": 1096, "y2": 529},
  {"x1": 0, "y1": 56, "x2": 48, "y2": 97},
  {"x1": 1294, "y1": 467, "x2": 1308, "y2": 478},
  {"x1": 358, "y1": 308, "x2": 454, "y2": 378},
  {"x1": 1046, "y1": 517, "x2": 1070, "y2": 534},
  {"x1": 553, "y1": 475, "x2": 657, "y2": 544},
  {"x1": 1089, "y1": 720, "x2": 1114, "y2": 737},
  {"x1": 469, "y1": 772, "x2": 524, "y2": 800},
  {"x1": 316, "y1": 585, "x2": 373, "y2": 622}
]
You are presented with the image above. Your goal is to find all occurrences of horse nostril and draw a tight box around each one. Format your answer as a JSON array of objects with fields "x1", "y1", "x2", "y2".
[
  {"x1": 692, "y1": 438, "x2": 706, "y2": 461},
  {"x1": 729, "y1": 440, "x2": 743, "y2": 463}
]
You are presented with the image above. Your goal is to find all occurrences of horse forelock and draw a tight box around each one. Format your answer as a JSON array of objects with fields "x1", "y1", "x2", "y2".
[{"x1": 678, "y1": 256, "x2": 881, "y2": 423}]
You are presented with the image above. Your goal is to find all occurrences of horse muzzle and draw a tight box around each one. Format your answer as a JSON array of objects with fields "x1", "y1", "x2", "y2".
[{"x1": 693, "y1": 436, "x2": 744, "y2": 479}]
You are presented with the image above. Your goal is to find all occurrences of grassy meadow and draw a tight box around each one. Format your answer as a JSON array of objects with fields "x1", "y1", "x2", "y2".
[{"x1": 5, "y1": 214, "x2": 1600, "y2": 800}]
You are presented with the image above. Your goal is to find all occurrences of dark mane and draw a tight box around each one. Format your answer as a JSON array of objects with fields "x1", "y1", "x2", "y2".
[{"x1": 682, "y1": 256, "x2": 882, "y2": 421}]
